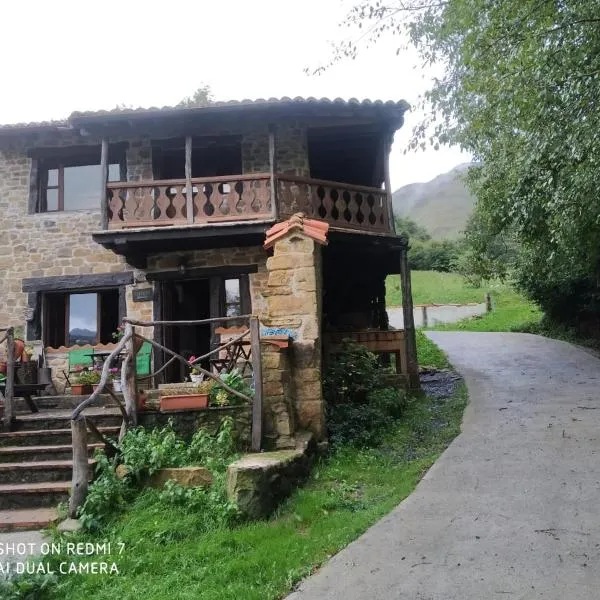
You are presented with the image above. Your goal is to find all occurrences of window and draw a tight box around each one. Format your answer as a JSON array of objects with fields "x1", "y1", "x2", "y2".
[
  {"x1": 224, "y1": 279, "x2": 242, "y2": 317},
  {"x1": 44, "y1": 289, "x2": 120, "y2": 348},
  {"x1": 36, "y1": 146, "x2": 125, "y2": 213}
]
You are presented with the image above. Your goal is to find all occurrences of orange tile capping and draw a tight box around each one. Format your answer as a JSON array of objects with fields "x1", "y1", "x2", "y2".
[
  {"x1": 264, "y1": 212, "x2": 329, "y2": 249},
  {"x1": 260, "y1": 335, "x2": 291, "y2": 349}
]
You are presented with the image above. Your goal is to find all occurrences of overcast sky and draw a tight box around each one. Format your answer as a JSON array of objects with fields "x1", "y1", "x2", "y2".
[{"x1": 0, "y1": 0, "x2": 467, "y2": 189}]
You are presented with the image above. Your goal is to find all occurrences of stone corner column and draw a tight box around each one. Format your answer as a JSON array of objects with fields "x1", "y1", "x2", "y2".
[{"x1": 262, "y1": 227, "x2": 325, "y2": 440}]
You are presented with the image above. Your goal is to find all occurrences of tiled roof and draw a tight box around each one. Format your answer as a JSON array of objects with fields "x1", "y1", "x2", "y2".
[
  {"x1": 264, "y1": 213, "x2": 329, "y2": 249},
  {"x1": 0, "y1": 97, "x2": 409, "y2": 133}
]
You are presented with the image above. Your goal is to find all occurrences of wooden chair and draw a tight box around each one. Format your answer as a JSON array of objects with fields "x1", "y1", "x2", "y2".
[{"x1": 211, "y1": 327, "x2": 252, "y2": 375}]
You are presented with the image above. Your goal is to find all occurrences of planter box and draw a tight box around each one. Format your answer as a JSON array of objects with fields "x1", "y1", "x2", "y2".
[
  {"x1": 160, "y1": 394, "x2": 209, "y2": 412},
  {"x1": 71, "y1": 384, "x2": 91, "y2": 396}
]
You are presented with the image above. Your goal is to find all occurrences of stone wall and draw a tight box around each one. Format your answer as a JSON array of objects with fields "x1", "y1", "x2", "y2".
[
  {"x1": 263, "y1": 233, "x2": 325, "y2": 438},
  {"x1": 261, "y1": 340, "x2": 295, "y2": 449}
]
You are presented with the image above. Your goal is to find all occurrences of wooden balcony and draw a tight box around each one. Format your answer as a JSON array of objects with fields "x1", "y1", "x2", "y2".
[{"x1": 105, "y1": 173, "x2": 392, "y2": 234}]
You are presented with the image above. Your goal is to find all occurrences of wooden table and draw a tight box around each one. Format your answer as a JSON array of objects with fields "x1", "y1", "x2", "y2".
[{"x1": 0, "y1": 382, "x2": 47, "y2": 414}]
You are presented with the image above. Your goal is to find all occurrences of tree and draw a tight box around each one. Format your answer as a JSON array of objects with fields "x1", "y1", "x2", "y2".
[
  {"x1": 329, "y1": 1, "x2": 600, "y2": 329},
  {"x1": 178, "y1": 84, "x2": 214, "y2": 108}
]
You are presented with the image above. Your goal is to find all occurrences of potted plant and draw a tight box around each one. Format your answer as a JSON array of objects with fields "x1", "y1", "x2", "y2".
[
  {"x1": 71, "y1": 367, "x2": 94, "y2": 395},
  {"x1": 187, "y1": 356, "x2": 204, "y2": 384},
  {"x1": 76, "y1": 368, "x2": 103, "y2": 392},
  {"x1": 209, "y1": 369, "x2": 253, "y2": 407},
  {"x1": 110, "y1": 367, "x2": 122, "y2": 392},
  {"x1": 160, "y1": 380, "x2": 214, "y2": 412}
]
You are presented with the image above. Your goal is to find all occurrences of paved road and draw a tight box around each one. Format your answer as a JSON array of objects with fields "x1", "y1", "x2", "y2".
[{"x1": 287, "y1": 332, "x2": 600, "y2": 600}]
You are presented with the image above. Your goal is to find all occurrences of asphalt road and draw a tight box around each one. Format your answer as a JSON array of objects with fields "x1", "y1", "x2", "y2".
[{"x1": 286, "y1": 332, "x2": 600, "y2": 600}]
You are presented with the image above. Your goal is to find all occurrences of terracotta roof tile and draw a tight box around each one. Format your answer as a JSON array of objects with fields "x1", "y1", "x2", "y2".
[{"x1": 264, "y1": 213, "x2": 329, "y2": 249}]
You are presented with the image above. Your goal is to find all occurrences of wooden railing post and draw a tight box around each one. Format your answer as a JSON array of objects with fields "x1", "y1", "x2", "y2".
[
  {"x1": 3, "y1": 327, "x2": 15, "y2": 431},
  {"x1": 185, "y1": 136, "x2": 194, "y2": 224},
  {"x1": 69, "y1": 418, "x2": 89, "y2": 518},
  {"x1": 122, "y1": 323, "x2": 138, "y2": 427},
  {"x1": 250, "y1": 316, "x2": 263, "y2": 452},
  {"x1": 268, "y1": 125, "x2": 277, "y2": 220},
  {"x1": 100, "y1": 138, "x2": 109, "y2": 230},
  {"x1": 400, "y1": 247, "x2": 420, "y2": 390}
]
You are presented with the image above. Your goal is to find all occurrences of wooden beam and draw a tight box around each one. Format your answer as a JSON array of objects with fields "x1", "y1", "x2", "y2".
[
  {"x1": 69, "y1": 418, "x2": 89, "y2": 518},
  {"x1": 399, "y1": 248, "x2": 420, "y2": 390},
  {"x1": 383, "y1": 134, "x2": 395, "y2": 234},
  {"x1": 250, "y1": 316, "x2": 263, "y2": 451},
  {"x1": 3, "y1": 328, "x2": 14, "y2": 431},
  {"x1": 100, "y1": 138, "x2": 109, "y2": 229},
  {"x1": 146, "y1": 264, "x2": 259, "y2": 281},
  {"x1": 268, "y1": 125, "x2": 277, "y2": 219},
  {"x1": 123, "y1": 323, "x2": 138, "y2": 427},
  {"x1": 185, "y1": 135, "x2": 194, "y2": 224},
  {"x1": 22, "y1": 271, "x2": 134, "y2": 293}
]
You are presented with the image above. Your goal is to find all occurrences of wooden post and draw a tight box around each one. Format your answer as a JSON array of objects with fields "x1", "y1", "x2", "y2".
[
  {"x1": 185, "y1": 136, "x2": 194, "y2": 224},
  {"x1": 250, "y1": 316, "x2": 263, "y2": 452},
  {"x1": 3, "y1": 328, "x2": 15, "y2": 431},
  {"x1": 69, "y1": 418, "x2": 89, "y2": 518},
  {"x1": 100, "y1": 138, "x2": 109, "y2": 230},
  {"x1": 383, "y1": 133, "x2": 395, "y2": 233},
  {"x1": 400, "y1": 247, "x2": 420, "y2": 390},
  {"x1": 122, "y1": 323, "x2": 138, "y2": 427},
  {"x1": 268, "y1": 125, "x2": 277, "y2": 219},
  {"x1": 485, "y1": 293, "x2": 492, "y2": 313},
  {"x1": 421, "y1": 305, "x2": 428, "y2": 329}
]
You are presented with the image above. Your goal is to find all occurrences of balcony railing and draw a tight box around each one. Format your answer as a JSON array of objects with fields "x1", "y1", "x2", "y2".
[{"x1": 106, "y1": 173, "x2": 392, "y2": 233}]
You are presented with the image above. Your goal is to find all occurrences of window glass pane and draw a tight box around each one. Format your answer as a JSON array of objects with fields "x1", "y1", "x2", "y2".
[
  {"x1": 63, "y1": 164, "x2": 101, "y2": 210},
  {"x1": 224, "y1": 279, "x2": 241, "y2": 316},
  {"x1": 46, "y1": 188, "x2": 59, "y2": 211},
  {"x1": 108, "y1": 163, "x2": 121, "y2": 182},
  {"x1": 48, "y1": 169, "x2": 59, "y2": 186},
  {"x1": 68, "y1": 293, "x2": 97, "y2": 346}
]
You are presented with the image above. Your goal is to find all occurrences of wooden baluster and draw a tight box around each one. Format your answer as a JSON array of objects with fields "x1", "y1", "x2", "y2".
[
  {"x1": 171, "y1": 184, "x2": 186, "y2": 222},
  {"x1": 242, "y1": 179, "x2": 258, "y2": 215},
  {"x1": 323, "y1": 185, "x2": 336, "y2": 222},
  {"x1": 154, "y1": 185, "x2": 171, "y2": 222},
  {"x1": 69, "y1": 418, "x2": 89, "y2": 517},
  {"x1": 250, "y1": 316, "x2": 263, "y2": 452},
  {"x1": 255, "y1": 177, "x2": 271, "y2": 215},
  {"x1": 108, "y1": 187, "x2": 124, "y2": 227}
]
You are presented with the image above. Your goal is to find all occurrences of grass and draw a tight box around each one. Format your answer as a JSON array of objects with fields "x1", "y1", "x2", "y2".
[
  {"x1": 416, "y1": 330, "x2": 451, "y2": 369},
  {"x1": 30, "y1": 343, "x2": 466, "y2": 600},
  {"x1": 387, "y1": 270, "x2": 542, "y2": 333},
  {"x1": 431, "y1": 282, "x2": 541, "y2": 332},
  {"x1": 386, "y1": 271, "x2": 486, "y2": 306}
]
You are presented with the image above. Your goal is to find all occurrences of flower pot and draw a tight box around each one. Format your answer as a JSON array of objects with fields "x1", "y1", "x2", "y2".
[
  {"x1": 71, "y1": 384, "x2": 90, "y2": 396},
  {"x1": 137, "y1": 391, "x2": 147, "y2": 411},
  {"x1": 12, "y1": 339, "x2": 25, "y2": 361},
  {"x1": 113, "y1": 380, "x2": 123, "y2": 393},
  {"x1": 190, "y1": 374, "x2": 204, "y2": 384},
  {"x1": 160, "y1": 393, "x2": 209, "y2": 412}
]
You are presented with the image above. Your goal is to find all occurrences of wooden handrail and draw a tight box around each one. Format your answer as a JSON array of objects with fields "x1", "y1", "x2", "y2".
[
  {"x1": 107, "y1": 173, "x2": 271, "y2": 190},
  {"x1": 276, "y1": 175, "x2": 386, "y2": 195},
  {"x1": 123, "y1": 314, "x2": 252, "y2": 327}
]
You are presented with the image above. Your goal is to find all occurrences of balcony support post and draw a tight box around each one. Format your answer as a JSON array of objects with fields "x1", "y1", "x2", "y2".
[
  {"x1": 399, "y1": 245, "x2": 420, "y2": 390},
  {"x1": 383, "y1": 132, "x2": 395, "y2": 234},
  {"x1": 100, "y1": 138, "x2": 109, "y2": 229},
  {"x1": 185, "y1": 136, "x2": 194, "y2": 224},
  {"x1": 268, "y1": 125, "x2": 277, "y2": 219}
]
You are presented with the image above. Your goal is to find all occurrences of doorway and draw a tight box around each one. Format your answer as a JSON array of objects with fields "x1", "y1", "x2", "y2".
[{"x1": 160, "y1": 278, "x2": 211, "y2": 383}]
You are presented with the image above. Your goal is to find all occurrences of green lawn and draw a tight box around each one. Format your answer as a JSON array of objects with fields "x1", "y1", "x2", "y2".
[
  {"x1": 386, "y1": 271, "x2": 488, "y2": 306},
  {"x1": 23, "y1": 341, "x2": 466, "y2": 600},
  {"x1": 431, "y1": 282, "x2": 541, "y2": 332},
  {"x1": 387, "y1": 271, "x2": 542, "y2": 333}
]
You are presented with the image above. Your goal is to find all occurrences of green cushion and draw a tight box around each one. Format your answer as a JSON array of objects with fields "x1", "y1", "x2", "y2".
[
  {"x1": 68, "y1": 348, "x2": 93, "y2": 369},
  {"x1": 136, "y1": 341, "x2": 152, "y2": 376}
]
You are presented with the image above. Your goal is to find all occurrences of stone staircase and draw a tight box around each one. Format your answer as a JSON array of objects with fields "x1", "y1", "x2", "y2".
[{"x1": 0, "y1": 395, "x2": 122, "y2": 532}]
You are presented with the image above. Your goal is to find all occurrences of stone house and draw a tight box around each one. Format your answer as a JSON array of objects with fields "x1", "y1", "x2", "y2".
[{"x1": 0, "y1": 97, "x2": 417, "y2": 446}]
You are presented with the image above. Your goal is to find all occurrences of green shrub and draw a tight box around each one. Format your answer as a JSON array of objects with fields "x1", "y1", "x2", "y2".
[
  {"x1": 323, "y1": 342, "x2": 406, "y2": 447},
  {"x1": 210, "y1": 369, "x2": 253, "y2": 406},
  {"x1": 78, "y1": 418, "x2": 237, "y2": 531}
]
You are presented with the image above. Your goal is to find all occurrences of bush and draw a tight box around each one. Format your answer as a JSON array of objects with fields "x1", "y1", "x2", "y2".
[
  {"x1": 78, "y1": 418, "x2": 237, "y2": 531},
  {"x1": 323, "y1": 342, "x2": 406, "y2": 447}
]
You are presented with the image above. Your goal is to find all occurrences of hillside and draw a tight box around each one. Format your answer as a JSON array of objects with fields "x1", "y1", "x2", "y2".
[{"x1": 392, "y1": 163, "x2": 476, "y2": 239}]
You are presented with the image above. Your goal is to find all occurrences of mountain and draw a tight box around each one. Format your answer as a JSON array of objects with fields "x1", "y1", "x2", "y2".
[
  {"x1": 392, "y1": 163, "x2": 476, "y2": 240},
  {"x1": 68, "y1": 328, "x2": 97, "y2": 344}
]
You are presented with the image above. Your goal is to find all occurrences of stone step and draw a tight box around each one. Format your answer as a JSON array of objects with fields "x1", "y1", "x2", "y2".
[
  {"x1": 0, "y1": 443, "x2": 103, "y2": 463},
  {"x1": 0, "y1": 508, "x2": 59, "y2": 532},
  {"x1": 0, "y1": 460, "x2": 93, "y2": 485},
  {"x1": 0, "y1": 426, "x2": 120, "y2": 447},
  {"x1": 0, "y1": 481, "x2": 71, "y2": 509},
  {"x1": 13, "y1": 408, "x2": 122, "y2": 431},
  {"x1": 14, "y1": 394, "x2": 115, "y2": 411}
]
